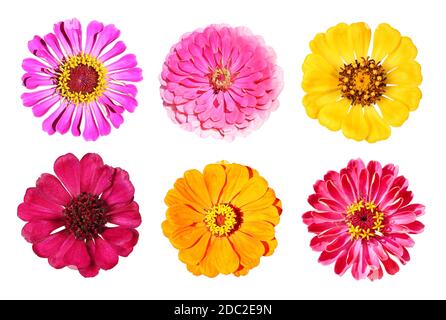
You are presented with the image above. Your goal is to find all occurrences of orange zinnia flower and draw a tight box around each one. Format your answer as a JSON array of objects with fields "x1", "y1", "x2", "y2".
[{"x1": 162, "y1": 162, "x2": 282, "y2": 277}]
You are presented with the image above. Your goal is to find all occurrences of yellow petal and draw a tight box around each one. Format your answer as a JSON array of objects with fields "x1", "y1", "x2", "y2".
[
  {"x1": 187, "y1": 263, "x2": 202, "y2": 276},
  {"x1": 364, "y1": 106, "x2": 391, "y2": 143},
  {"x1": 166, "y1": 204, "x2": 204, "y2": 226},
  {"x1": 262, "y1": 238, "x2": 278, "y2": 256},
  {"x1": 387, "y1": 61, "x2": 422, "y2": 86},
  {"x1": 220, "y1": 164, "x2": 249, "y2": 203},
  {"x1": 384, "y1": 86, "x2": 422, "y2": 111},
  {"x1": 342, "y1": 104, "x2": 370, "y2": 141},
  {"x1": 234, "y1": 266, "x2": 250, "y2": 277},
  {"x1": 179, "y1": 232, "x2": 211, "y2": 265},
  {"x1": 242, "y1": 189, "x2": 278, "y2": 211},
  {"x1": 303, "y1": 90, "x2": 341, "y2": 119},
  {"x1": 184, "y1": 169, "x2": 212, "y2": 208},
  {"x1": 377, "y1": 97, "x2": 409, "y2": 127},
  {"x1": 310, "y1": 33, "x2": 344, "y2": 68},
  {"x1": 383, "y1": 36, "x2": 418, "y2": 70},
  {"x1": 232, "y1": 176, "x2": 268, "y2": 208},
  {"x1": 243, "y1": 206, "x2": 281, "y2": 225},
  {"x1": 326, "y1": 23, "x2": 355, "y2": 63},
  {"x1": 302, "y1": 53, "x2": 337, "y2": 76},
  {"x1": 349, "y1": 22, "x2": 371, "y2": 59},
  {"x1": 203, "y1": 164, "x2": 226, "y2": 205},
  {"x1": 211, "y1": 237, "x2": 239, "y2": 274},
  {"x1": 170, "y1": 224, "x2": 207, "y2": 249},
  {"x1": 302, "y1": 61, "x2": 338, "y2": 94},
  {"x1": 240, "y1": 221, "x2": 275, "y2": 241},
  {"x1": 318, "y1": 98, "x2": 351, "y2": 131},
  {"x1": 230, "y1": 231, "x2": 263, "y2": 269},
  {"x1": 372, "y1": 23, "x2": 401, "y2": 62}
]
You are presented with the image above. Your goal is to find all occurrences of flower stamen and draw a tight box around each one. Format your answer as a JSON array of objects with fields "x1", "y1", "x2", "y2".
[
  {"x1": 204, "y1": 203, "x2": 240, "y2": 236},
  {"x1": 346, "y1": 199, "x2": 385, "y2": 240}
]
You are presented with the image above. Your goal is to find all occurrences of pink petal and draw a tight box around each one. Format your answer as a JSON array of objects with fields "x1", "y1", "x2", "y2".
[
  {"x1": 104, "y1": 90, "x2": 137, "y2": 112},
  {"x1": 101, "y1": 168, "x2": 135, "y2": 207},
  {"x1": 18, "y1": 188, "x2": 64, "y2": 221},
  {"x1": 80, "y1": 153, "x2": 114, "y2": 195},
  {"x1": 32, "y1": 95, "x2": 60, "y2": 117},
  {"x1": 22, "y1": 58, "x2": 51, "y2": 73},
  {"x1": 109, "y1": 68, "x2": 143, "y2": 82},
  {"x1": 21, "y1": 88, "x2": 56, "y2": 107},
  {"x1": 102, "y1": 227, "x2": 139, "y2": 257},
  {"x1": 78, "y1": 240, "x2": 100, "y2": 278},
  {"x1": 106, "y1": 54, "x2": 137, "y2": 72},
  {"x1": 54, "y1": 153, "x2": 81, "y2": 197},
  {"x1": 107, "y1": 202, "x2": 141, "y2": 228},
  {"x1": 91, "y1": 24, "x2": 120, "y2": 57},
  {"x1": 36, "y1": 173, "x2": 71, "y2": 205},
  {"x1": 91, "y1": 102, "x2": 111, "y2": 136},
  {"x1": 55, "y1": 103, "x2": 76, "y2": 134},
  {"x1": 28, "y1": 36, "x2": 58, "y2": 67},
  {"x1": 85, "y1": 21, "x2": 104, "y2": 54},
  {"x1": 63, "y1": 239, "x2": 90, "y2": 269},
  {"x1": 82, "y1": 105, "x2": 100, "y2": 141},
  {"x1": 44, "y1": 33, "x2": 65, "y2": 60},
  {"x1": 22, "y1": 219, "x2": 64, "y2": 243},
  {"x1": 42, "y1": 102, "x2": 68, "y2": 135},
  {"x1": 32, "y1": 230, "x2": 70, "y2": 258},
  {"x1": 22, "y1": 73, "x2": 54, "y2": 90},
  {"x1": 71, "y1": 105, "x2": 83, "y2": 137},
  {"x1": 99, "y1": 41, "x2": 126, "y2": 62},
  {"x1": 94, "y1": 237, "x2": 119, "y2": 270}
]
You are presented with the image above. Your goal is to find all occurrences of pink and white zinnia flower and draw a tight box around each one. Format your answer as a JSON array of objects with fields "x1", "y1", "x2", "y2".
[
  {"x1": 21, "y1": 18, "x2": 142, "y2": 141},
  {"x1": 303, "y1": 159, "x2": 424, "y2": 280},
  {"x1": 160, "y1": 24, "x2": 283, "y2": 140},
  {"x1": 18, "y1": 153, "x2": 141, "y2": 277}
]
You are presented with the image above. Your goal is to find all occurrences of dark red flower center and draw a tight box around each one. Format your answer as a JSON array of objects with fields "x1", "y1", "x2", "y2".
[
  {"x1": 67, "y1": 65, "x2": 100, "y2": 94},
  {"x1": 63, "y1": 192, "x2": 109, "y2": 240}
]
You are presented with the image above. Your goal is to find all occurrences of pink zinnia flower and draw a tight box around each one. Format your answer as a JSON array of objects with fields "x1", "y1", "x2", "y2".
[
  {"x1": 160, "y1": 24, "x2": 283, "y2": 140},
  {"x1": 18, "y1": 153, "x2": 141, "y2": 277},
  {"x1": 21, "y1": 18, "x2": 142, "y2": 141},
  {"x1": 302, "y1": 159, "x2": 424, "y2": 280}
]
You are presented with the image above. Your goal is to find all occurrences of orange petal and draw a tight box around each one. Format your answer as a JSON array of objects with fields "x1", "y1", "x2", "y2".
[
  {"x1": 170, "y1": 224, "x2": 207, "y2": 249},
  {"x1": 240, "y1": 221, "x2": 275, "y2": 241},
  {"x1": 220, "y1": 164, "x2": 250, "y2": 203},
  {"x1": 187, "y1": 263, "x2": 202, "y2": 276},
  {"x1": 203, "y1": 164, "x2": 226, "y2": 205},
  {"x1": 241, "y1": 189, "x2": 277, "y2": 211},
  {"x1": 166, "y1": 204, "x2": 204, "y2": 226},
  {"x1": 172, "y1": 179, "x2": 208, "y2": 213},
  {"x1": 262, "y1": 238, "x2": 278, "y2": 256},
  {"x1": 234, "y1": 266, "x2": 250, "y2": 277},
  {"x1": 232, "y1": 176, "x2": 268, "y2": 208},
  {"x1": 243, "y1": 206, "x2": 281, "y2": 225},
  {"x1": 211, "y1": 237, "x2": 239, "y2": 275},
  {"x1": 161, "y1": 220, "x2": 175, "y2": 237},
  {"x1": 179, "y1": 232, "x2": 211, "y2": 265},
  {"x1": 184, "y1": 170, "x2": 212, "y2": 208},
  {"x1": 199, "y1": 238, "x2": 219, "y2": 277},
  {"x1": 230, "y1": 231, "x2": 264, "y2": 269}
]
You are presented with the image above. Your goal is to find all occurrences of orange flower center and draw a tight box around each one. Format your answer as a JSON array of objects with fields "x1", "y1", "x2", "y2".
[
  {"x1": 204, "y1": 203, "x2": 240, "y2": 236},
  {"x1": 339, "y1": 57, "x2": 387, "y2": 106},
  {"x1": 345, "y1": 199, "x2": 385, "y2": 240},
  {"x1": 210, "y1": 67, "x2": 231, "y2": 92}
]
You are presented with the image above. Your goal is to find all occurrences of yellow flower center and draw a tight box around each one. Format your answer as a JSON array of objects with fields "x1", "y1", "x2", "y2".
[
  {"x1": 346, "y1": 199, "x2": 385, "y2": 240},
  {"x1": 339, "y1": 57, "x2": 387, "y2": 106},
  {"x1": 204, "y1": 203, "x2": 239, "y2": 236},
  {"x1": 57, "y1": 53, "x2": 107, "y2": 105},
  {"x1": 210, "y1": 67, "x2": 231, "y2": 92}
]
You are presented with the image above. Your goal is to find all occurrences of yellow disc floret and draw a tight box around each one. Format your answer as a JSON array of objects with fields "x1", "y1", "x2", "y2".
[{"x1": 204, "y1": 203, "x2": 238, "y2": 237}]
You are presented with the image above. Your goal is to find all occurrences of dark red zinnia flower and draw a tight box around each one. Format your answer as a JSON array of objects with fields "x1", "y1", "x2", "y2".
[{"x1": 18, "y1": 153, "x2": 141, "y2": 277}]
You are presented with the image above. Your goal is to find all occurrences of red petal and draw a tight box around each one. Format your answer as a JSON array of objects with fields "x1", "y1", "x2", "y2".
[
  {"x1": 54, "y1": 153, "x2": 81, "y2": 197},
  {"x1": 94, "y1": 237, "x2": 119, "y2": 270}
]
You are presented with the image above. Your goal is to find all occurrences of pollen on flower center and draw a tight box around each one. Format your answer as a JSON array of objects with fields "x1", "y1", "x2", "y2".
[
  {"x1": 339, "y1": 57, "x2": 387, "y2": 106},
  {"x1": 57, "y1": 53, "x2": 107, "y2": 105},
  {"x1": 63, "y1": 192, "x2": 109, "y2": 240},
  {"x1": 204, "y1": 203, "x2": 240, "y2": 236},
  {"x1": 345, "y1": 199, "x2": 385, "y2": 240},
  {"x1": 210, "y1": 67, "x2": 231, "y2": 92}
]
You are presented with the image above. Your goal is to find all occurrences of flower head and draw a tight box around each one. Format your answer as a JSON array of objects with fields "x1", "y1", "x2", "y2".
[
  {"x1": 303, "y1": 159, "x2": 424, "y2": 280},
  {"x1": 21, "y1": 18, "x2": 143, "y2": 141},
  {"x1": 160, "y1": 25, "x2": 283, "y2": 141},
  {"x1": 18, "y1": 153, "x2": 141, "y2": 277},
  {"x1": 302, "y1": 23, "x2": 422, "y2": 142},
  {"x1": 162, "y1": 162, "x2": 281, "y2": 276}
]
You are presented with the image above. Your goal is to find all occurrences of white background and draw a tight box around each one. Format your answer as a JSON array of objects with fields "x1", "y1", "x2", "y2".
[{"x1": 0, "y1": 0, "x2": 443, "y2": 299}]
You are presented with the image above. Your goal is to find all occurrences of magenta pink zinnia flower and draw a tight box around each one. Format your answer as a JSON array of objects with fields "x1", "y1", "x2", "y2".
[
  {"x1": 160, "y1": 24, "x2": 283, "y2": 140},
  {"x1": 303, "y1": 159, "x2": 424, "y2": 280},
  {"x1": 18, "y1": 153, "x2": 141, "y2": 277},
  {"x1": 21, "y1": 18, "x2": 142, "y2": 141}
]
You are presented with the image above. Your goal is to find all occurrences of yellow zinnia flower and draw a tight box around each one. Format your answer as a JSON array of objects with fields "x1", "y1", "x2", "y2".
[
  {"x1": 302, "y1": 22, "x2": 422, "y2": 142},
  {"x1": 162, "y1": 162, "x2": 282, "y2": 277}
]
